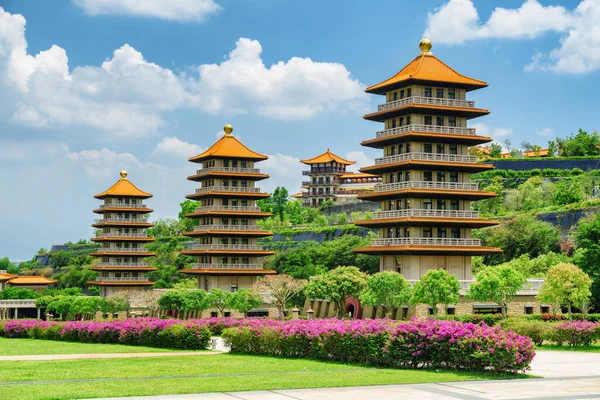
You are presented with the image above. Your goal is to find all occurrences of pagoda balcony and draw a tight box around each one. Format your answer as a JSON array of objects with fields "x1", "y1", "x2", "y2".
[
  {"x1": 98, "y1": 218, "x2": 147, "y2": 223},
  {"x1": 194, "y1": 205, "x2": 263, "y2": 213},
  {"x1": 99, "y1": 247, "x2": 152, "y2": 253},
  {"x1": 376, "y1": 124, "x2": 476, "y2": 139},
  {"x1": 305, "y1": 192, "x2": 335, "y2": 198},
  {"x1": 95, "y1": 262, "x2": 149, "y2": 267},
  {"x1": 187, "y1": 244, "x2": 265, "y2": 251},
  {"x1": 370, "y1": 237, "x2": 481, "y2": 247},
  {"x1": 96, "y1": 232, "x2": 149, "y2": 238},
  {"x1": 375, "y1": 152, "x2": 477, "y2": 166},
  {"x1": 302, "y1": 167, "x2": 347, "y2": 175},
  {"x1": 194, "y1": 166, "x2": 261, "y2": 176},
  {"x1": 96, "y1": 276, "x2": 150, "y2": 282},
  {"x1": 193, "y1": 224, "x2": 265, "y2": 231},
  {"x1": 189, "y1": 263, "x2": 264, "y2": 270},
  {"x1": 303, "y1": 180, "x2": 339, "y2": 186},
  {"x1": 378, "y1": 96, "x2": 474, "y2": 112},
  {"x1": 195, "y1": 186, "x2": 262, "y2": 194},
  {"x1": 374, "y1": 181, "x2": 479, "y2": 193},
  {"x1": 372, "y1": 209, "x2": 480, "y2": 220},
  {"x1": 99, "y1": 203, "x2": 148, "y2": 209},
  {"x1": 406, "y1": 279, "x2": 544, "y2": 295}
]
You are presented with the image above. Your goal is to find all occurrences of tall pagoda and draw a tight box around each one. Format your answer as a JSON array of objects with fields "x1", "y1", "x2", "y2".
[
  {"x1": 89, "y1": 171, "x2": 156, "y2": 297},
  {"x1": 180, "y1": 125, "x2": 276, "y2": 292},
  {"x1": 353, "y1": 39, "x2": 502, "y2": 313}
]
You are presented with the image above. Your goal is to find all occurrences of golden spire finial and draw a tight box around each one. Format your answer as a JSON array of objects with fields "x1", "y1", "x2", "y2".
[
  {"x1": 419, "y1": 38, "x2": 433, "y2": 55},
  {"x1": 223, "y1": 124, "x2": 233, "y2": 137},
  {"x1": 120, "y1": 170, "x2": 128, "y2": 180}
]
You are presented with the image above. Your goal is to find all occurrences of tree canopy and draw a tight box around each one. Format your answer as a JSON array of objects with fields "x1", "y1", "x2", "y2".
[
  {"x1": 410, "y1": 269, "x2": 461, "y2": 315},
  {"x1": 469, "y1": 266, "x2": 527, "y2": 319},
  {"x1": 359, "y1": 272, "x2": 412, "y2": 317},
  {"x1": 537, "y1": 263, "x2": 591, "y2": 319}
]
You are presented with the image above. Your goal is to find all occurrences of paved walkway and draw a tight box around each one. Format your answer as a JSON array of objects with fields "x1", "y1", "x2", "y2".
[
  {"x1": 92, "y1": 350, "x2": 600, "y2": 400},
  {"x1": 0, "y1": 351, "x2": 221, "y2": 361}
]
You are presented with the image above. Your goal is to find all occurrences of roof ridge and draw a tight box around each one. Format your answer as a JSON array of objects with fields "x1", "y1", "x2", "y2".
[{"x1": 430, "y1": 54, "x2": 487, "y2": 85}]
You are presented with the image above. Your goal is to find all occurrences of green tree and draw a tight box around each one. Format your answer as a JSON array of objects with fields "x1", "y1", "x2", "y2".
[
  {"x1": 157, "y1": 290, "x2": 187, "y2": 317},
  {"x1": 574, "y1": 213, "x2": 600, "y2": 308},
  {"x1": 178, "y1": 200, "x2": 200, "y2": 233},
  {"x1": 410, "y1": 269, "x2": 461, "y2": 316},
  {"x1": 359, "y1": 272, "x2": 412, "y2": 318},
  {"x1": 537, "y1": 263, "x2": 591, "y2": 319},
  {"x1": 253, "y1": 274, "x2": 307, "y2": 320},
  {"x1": 71, "y1": 297, "x2": 102, "y2": 320},
  {"x1": 181, "y1": 290, "x2": 209, "y2": 315},
  {"x1": 552, "y1": 178, "x2": 583, "y2": 206},
  {"x1": 0, "y1": 257, "x2": 18, "y2": 274},
  {"x1": 206, "y1": 289, "x2": 232, "y2": 317},
  {"x1": 228, "y1": 288, "x2": 262, "y2": 316},
  {"x1": 474, "y1": 176, "x2": 504, "y2": 216},
  {"x1": 469, "y1": 266, "x2": 527, "y2": 319},
  {"x1": 0, "y1": 287, "x2": 39, "y2": 300},
  {"x1": 304, "y1": 266, "x2": 368, "y2": 318},
  {"x1": 489, "y1": 142, "x2": 503, "y2": 158},
  {"x1": 557, "y1": 129, "x2": 600, "y2": 157},
  {"x1": 47, "y1": 296, "x2": 77, "y2": 319},
  {"x1": 101, "y1": 296, "x2": 129, "y2": 316}
]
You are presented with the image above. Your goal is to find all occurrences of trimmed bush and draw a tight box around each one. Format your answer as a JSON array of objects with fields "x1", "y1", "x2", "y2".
[
  {"x1": 222, "y1": 318, "x2": 534, "y2": 374},
  {"x1": 500, "y1": 318, "x2": 555, "y2": 346},
  {"x1": 554, "y1": 320, "x2": 600, "y2": 347},
  {"x1": 434, "y1": 314, "x2": 503, "y2": 326}
]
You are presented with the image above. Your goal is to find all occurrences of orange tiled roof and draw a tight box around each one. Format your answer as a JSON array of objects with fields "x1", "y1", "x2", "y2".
[
  {"x1": 523, "y1": 149, "x2": 549, "y2": 157},
  {"x1": 291, "y1": 192, "x2": 304, "y2": 198},
  {"x1": 190, "y1": 133, "x2": 268, "y2": 162},
  {"x1": 366, "y1": 53, "x2": 487, "y2": 94},
  {"x1": 339, "y1": 172, "x2": 378, "y2": 179},
  {"x1": 7, "y1": 276, "x2": 57, "y2": 285},
  {"x1": 301, "y1": 149, "x2": 355, "y2": 165},
  {"x1": 94, "y1": 171, "x2": 153, "y2": 199},
  {"x1": 0, "y1": 273, "x2": 18, "y2": 282}
]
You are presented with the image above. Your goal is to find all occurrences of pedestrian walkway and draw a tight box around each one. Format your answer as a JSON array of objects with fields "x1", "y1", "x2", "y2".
[
  {"x1": 0, "y1": 351, "x2": 221, "y2": 361},
  {"x1": 92, "y1": 350, "x2": 600, "y2": 400}
]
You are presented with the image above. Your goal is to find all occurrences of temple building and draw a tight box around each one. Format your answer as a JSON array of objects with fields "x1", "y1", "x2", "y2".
[
  {"x1": 0, "y1": 272, "x2": 56, "y2": 292},
  {"x1": 180, "y1": 125, "x2": 276, "y2": 293},
  {"x1": 88, "y1": 171, "x2": 157, "y2": 297},
  {"x1": 300, "y1": 149, "x2": 381, "y2": 206},
  {"x1": 350, "y1": 39, "x2": 543, "y2": 317}
]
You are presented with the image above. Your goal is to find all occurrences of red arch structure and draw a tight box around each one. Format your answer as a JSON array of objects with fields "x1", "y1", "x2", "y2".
[{"x1": 345, "y1": 296, "x2": 362, "y2": 319}]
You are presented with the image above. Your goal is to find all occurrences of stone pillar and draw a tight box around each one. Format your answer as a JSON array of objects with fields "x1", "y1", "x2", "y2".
[
  {"x1": 14, "y1": 307, "x2": 18, "y2": 319},
  {"x1": 37, "y1": 308, "x2": 41, "y2": 320},
  {"x1": 306, "y1": 308, "x2": 314, "y2": 320},
  {"x1": 291, "y1": 307, "x2": 300, "y2": 320}
]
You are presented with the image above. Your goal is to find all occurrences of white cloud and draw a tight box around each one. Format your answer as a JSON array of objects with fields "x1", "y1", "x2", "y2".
[
  {"x1": 152, "y1": 137, "x2": 204, "y2": 159},
  {"x1": 470, "y1": 123, "x2": 513, "y2": 140},
  {"x1": 345, "y1": 150, "x2": 375, "y2": 172},
  {"x1": 537, "y1": 128, "x2": 554, "y2": 137},
  {"x1": 72, "y1": 0, "x2": 220, "y2": 21},
  {"x1": 424, "y1": 0, "x2": 600, "y2": 74},
  {"x1": 260, "y1": 153, "x2": 304, "y2": 194}
]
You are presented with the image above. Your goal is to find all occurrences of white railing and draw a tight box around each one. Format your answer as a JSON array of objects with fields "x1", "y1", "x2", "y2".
[
  {"x1": 371, "y1": 238, "x2": 481, "y2": 246},
  {"x1": 372, "y1": 209, "x2": 480, "y2": 220},
  {"x1": 99, "y1": 203, "x2": 148, "y2": 209},
  {"x1": 95, "y1": 262, "x2": 149, "y2": 267},
  {"x1": 194, "y1": 205, "x2": 262, "y2": 213},
  {"x1": 193, "y1": 225, "x2": 264, "y2": 232},
  {"x1": 96, "y1": 233, "x2": 148, "y2": 238},
  {"x1": 97, "y1": 276, "x2": 149, "y2": 282},
  {"x1": 195, "y1": 186, "x2": 261, "y2": 194},
  {"x1": 407, "y1": 279, "x2": 544, "y2": 295},
  {"x1": 374, "y1": 181, "x2": 478, "y2": 192},
  {"x1": 99, "y1": 218, "x2": 146, "y2": 223},
  {"x1": 187, "y1": 244, "x2": 265, "y2": 251},
  {"x1": 0, "y1": 299, "x2": 38, "y2": 308},
  {"x1": 375, "y1": 152, "x2": 476, "y2": 165},
  {"x1": 377, "y1": 96, "x2": 474, "y2": 112},
  {"x1": 97, "y1": 247, "x2": 152, "y2": 253},
  {"x1": 190, "y1": 263, "x2": 264, "y2": 270},
  {"x1": 194, "y1": 167, "x2": 261, "y2": 176},
  {"x1": 375, "y1": 124, "x2": 476, "y2": 139}
]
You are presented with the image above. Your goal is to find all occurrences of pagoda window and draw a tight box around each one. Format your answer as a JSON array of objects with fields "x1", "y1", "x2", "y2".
[
  {"x1": 115, "y1": 273, "x2": 122, "y2": 278},
  {"x1": 231, "y1": 237, "x2": 238, "y2": 245},
  {"x1": 407, "y1": 88, "x2": 412, "y2": 97},
  {"x1": 450, "y1": 200, "x2": 459, "y2": 210},
  {"x1": 103, "y1": 257, "x2": 109, "y2": 262},
  {"x1": 424, "y1": 116, "x2": 432, "y2": 125},
  {"x1": 406, "y1": 143, "x2": 411, "y2": 152},
  {"x1": 398, "y1": 144, "x2": 404, "y2": 153},
  {"x1": 131, "y1": 199, "x2": 137, "y2": 205},
  {"x1": 400, "y1": 89, "x2": 405, "y2": 99},
  {"x1": 423, "y1": 199, "x2": 432, "y2": 209},
  {"x1": 233, "y1": 180, "x2": 239, "y2": 187},
  {"x1": 399, "y1": 116, "x2": 404, "y2": 126},
  {"x1": 387, "y1": 228, "x2": 394, "y2": 238},
  {"x1": 102, "y1": 272, "x2": 108, "y2": 278},
  {"x1": 241, "y1": 218, "x2": 248, "y2": 225},
  {"x1": 436, "y1": 88, "x2": 443, "y2": 98},
  {"x1": 396, "y1": 228, "x2": 402, "y2": 238},
  {"x1": 221, "y1": 238, "x2": 229, "y2": 245},
  {"x1": 438, "y1": 199, "x2": 446, "y2": 210},
  {"x1": 223, "y1": 160, "x2": 229, "y2": 167},
  {"x1": 390, "y1": 174, "x2": 395, "y2": 183},
  {"x1": 220, "y1": 257, "x2": 227, "y2": 264},
  {"x1": 223, "y1": 180, "x2": 229, "y2": 187},
  {"x1": 116, "y1": 243, "x2": 123, "y2": 249},
  {"x1": 405, "y1": 171, "x2": 411, "y2": 181},
  {"x1": 436, "y1": 116, "x2": 444, "y2": 126},
  {"x1": 447, "y1": 88, "x2": 455, "y2": 99},
  {"x1": 396, "y1": 200, "x2": 402, "y2": 209},
  {"x1": 437, "y1": 144, "x2": 445, "y2": 154},
  {"x1": 424, "y1": 143, "x2": 432, "y2": 153},
  {"x1": 123, "y1": 273, "x2": 130, "y2": 278},
  {"x1": 423, "y1": 227, "x2": 432, "y2": 238},
  {"x1": 390, "y1": 145, "x2": 396, "y2": 156},
  {"x1": 404, "y1": 227, "x2": 410, "y2": 237},
  {"x1": 438, "y1": 228, "x2": 447, "y2": 238},
  {"x1": 231, "y1": 257, "x2": 238, "y2": 264},
  {"x1": 392, "y1": 119, "x2": 397, "y2": 128},
  {"x1": 223, "y1": 199, "x2": 229, "y2": 206},
  {"x1": 388, "y1": 201, "x2": 394, "y2": 211},
  {"x1": 424, "y1": 87, "x2": 432, "y2": 97},
  {"x1": 222, "y1": 218, "x2": 228, "y2": 225},
  {"x1": 397, "y1": 172, "x2": 403, "y2": 182},
  {"x1": 242, "y1": 237, "x2": 248, "y2": 245},
  {"x1": 241, "y1": 160, "x2": 247, "y2": 168},
  {"x1": 241, "y1": 200, "x2": 247, "y2": 206},
  {"x1": 242, "y1": 257, "x2": 249, "y2": 264},
  {"x1": 132, "y1": 243, "x2": 139, "y2": 249},
  {"x1": 448, "y1": 117, "x2": 457, "y2": 127},
  {"x1": 451, "y1": 228, "x2": 460, "y2": 238},
  {"x1": 450, "y1": 172, "x2": 458, "y2": 182},
  {"x1": 393, "y1": 91, "x2": 398, "y2": 101},
  {"x1": 449, "y1": 144, "x2": 458, "y2": 154},
  {"x1": 242, "y1": 181, "x2": 248, "y2": 188},
  {"x1": 231, "y1": 199, "x2": 238, "y2": 207},
  {"x1": 117, "y1": 213, "x2": 123, "y2": 220},
  {"x1": 232, "y1": 160, "x2": 238, "y2": 168},
  {"x1": 232, "y1": 218, "x2": 239, "y2": 225},
  {"x1": 125, "y1": 198, "x2": 130, "y2": 205},
  {"x1": 118, "y1": 198, "x2": 123, "y2": 205},
  {"x1": 132, "y1": 272, "x2": 138, "y2": 278},
  {"x1": 424, "y1": 171, "x2": 433, "y2": 181},
  {"x1": 407, "y1": 116, "x2": 412, "y2": 125},
  {"x1": 437, "y1": 172, "x2": 445, "y2": 182},
  {"x1": 405, "y1": 200, "x2": 411, "y2": 209},
  {"x1": 116, "y1": 257, "x2": 122, "y2": 263}
]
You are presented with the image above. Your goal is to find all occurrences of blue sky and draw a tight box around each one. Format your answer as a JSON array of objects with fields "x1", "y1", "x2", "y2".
[{"x1": 0, "y1": 0, "x2": 598, "y2": 260}]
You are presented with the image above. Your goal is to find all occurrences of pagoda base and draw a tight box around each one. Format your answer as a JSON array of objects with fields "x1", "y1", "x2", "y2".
[{"x1": 182, "y1": 273, "x2": 275, "y2": 292}]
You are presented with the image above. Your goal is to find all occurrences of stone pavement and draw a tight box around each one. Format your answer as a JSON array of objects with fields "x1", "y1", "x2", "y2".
[
  {"x1": 94, "y1": 350, "x2": 600, "y2": 400},
  {"x1": 0, "y1": 351, "x2": 221, "y2": 361}
]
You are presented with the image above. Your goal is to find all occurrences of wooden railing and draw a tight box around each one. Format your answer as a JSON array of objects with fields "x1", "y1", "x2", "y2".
[
  {"x1": 99, "y1": 218, "x2": 146, "y2": 223},
  {"x1": 190, "y1": 263, "x2": 264, "y2": 270},
  {"x1": 194, "y1": 167, "x2": 261, "y2": 176},
  {"x1": 372, "y1": 209, "x2": 480, "y2": 219},
  {"x1": 96, "y1": 233, "x2": 148, "y2": 238},
  {"x1": 193, "y1": 225, "x2": 264, "y2": 231},
  {"x1": 374, "y1": 181, "x2": 478, "y2": 192},
  {"x1": 187, "y1": 244, "x2": 265, "y2": 251},
  {"x1": 194, "y1": 205, "x2": 262, "y2": 213},
  {"x1": 370, "y1": 238, "x2": 481, "y2": 246},
  {"x1": 195, "y1": 186, "x2": 261, "y2": 194},
  {"x1": 96, "y1": 276, "x2": 150, "y2": 282},
  {"x1": 95, "y1": 262, "x2": 149, "y2": 267},
  {"x1": 377, "y1": 96, "x2": 475, "y2": 112},
  {"x1": 98, "y1": 247, "x2": 152, "y2": 253},
  {"x1": 375, "y1": 124, "x2": 476, "y2": 139},
  {"x1": 375, "y1": 152, "x2": 476, "y2": 165},
  {"x1": 100, "y1": 203, "x2": 148, "y2": 209}
]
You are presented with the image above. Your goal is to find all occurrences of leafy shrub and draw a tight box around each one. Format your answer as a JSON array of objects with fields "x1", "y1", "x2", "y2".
[
  {"x1": 433, "y1": 314, "x2": 503, "y2": 326},
  {"x1": 554, "y1": 320, "x2": 600, "y2": 347},
  {"x1": 500, "y1": 318, "x2": 555, "y2": 345}
]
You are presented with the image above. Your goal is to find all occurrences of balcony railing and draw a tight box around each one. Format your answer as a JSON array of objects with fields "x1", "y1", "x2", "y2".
[
  {"x1": 95, "y1": 262, "x2": 149, "y2": 267},
  {"x1": 302, "y1": 167, "x2": 347, "y2": 175},
  {"x1": 407, "y1": 279, "x2": 544, "y2": 295},
  {"x1": 194, "y1": 167, "x2": 261, "y2": 176},
  {"x1": 97, "y1": 276, "x2": 150, "y2": 282},
  {"x1": 99, "y1": 218, "x2": 146, "y2": 224},
  {"x1": 375, "y1": 124, "x2": 476, "y2": 139},
  {"x1": 100, "y1": 203, "x2": 148, "y2": 209},
  {"x1": 193, "y1": 225, "x2": 264, "y2": 232},
  {"x1": 195, "y1": 186, "x2": 261, "y2": 194},
  {"x1": 97, "y1": 247, "x2": 152, "y2": 253},
  {"x1": 375, "y1": 152, "x2": 476, "y2": 165},
  {"x1": 194, "y1": 205, "x2": 262, "y2": 213},
  {"x1": 303, "y1": 180, "x2": 339, "y2": 186},
  {"x1": 187, "y1": 244, "x2": 265, "y2": 251},
  {"x1": 370, "y1": 238, "x2": 481, "y2": 247},
  {"x1": 190, "y1": 263, "x2": 264, "y2": 270},
  {"x1": 373, "y1": 209, "x2": 480, "y2": 220},
  {"x1": 96, "y1": 233, "x2": 148, "y2": 238},
  {"x1": 374, "y1": 181, "x2": 478, "y2": 193},
  {"x1": 0, "y1": 299, "x2": 37, "y2": 308},
  {"x1": 377, "y1": 96, "x2": 475, "y2": 112}
]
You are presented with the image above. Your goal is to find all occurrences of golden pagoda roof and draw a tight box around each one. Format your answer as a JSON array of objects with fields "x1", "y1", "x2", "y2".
[
  {"x1": 94, "y1": 171, "x2": 153, "y2": 199},
  {"x1": 7, "y1": 276, "x2": 57, "y2": 285},
  {"x1": 301, "y1": 149, "x2": 356, "y2": 165},
  {"x1": 0, "y1": 273, "x2": 18, "y2": 282},
  {"x1": 189, "y1": 125, "x2": 268, "y2": 162},
  {"x1": 366, "y1": 40, "x2": 487, "y2": 94}
]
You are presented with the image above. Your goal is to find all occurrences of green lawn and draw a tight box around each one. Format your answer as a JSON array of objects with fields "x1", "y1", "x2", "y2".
[
  {"x1": 538, "y1": 343, "x2": 600, "y2": 352},
  {"x1": 0, "y1": 337, "x2": 193, "y2": 355},
  {"x1": 0, "y1": 353, "x2": 521, "y2": 400}
]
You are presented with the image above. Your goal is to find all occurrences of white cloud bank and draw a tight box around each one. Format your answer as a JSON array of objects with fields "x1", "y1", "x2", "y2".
[
  {"x1": 72, "y1": 0, "x2": 221, "y2": 21},
  {"x1": 0, "y1": 7, "x2": 366, "y2": 138},
  {"x1": 424, "y1": 0, "x2": 600, "y2": 74}
]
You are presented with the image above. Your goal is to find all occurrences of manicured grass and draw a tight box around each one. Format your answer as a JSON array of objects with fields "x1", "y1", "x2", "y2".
[
  {"x1": 0, "y1": 337, "x2": 192, "y2": 355},
  {"x1": 0, "y1": 354, "x2": 522, "y2": 400},
  {"x1": 538, "y1": 344, "x2": 600, "y2": 352}
]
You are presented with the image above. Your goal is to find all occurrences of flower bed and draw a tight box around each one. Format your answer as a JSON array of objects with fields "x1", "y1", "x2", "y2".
[
  {"x1": 222, "y1": 318, "x2": 534, "y2": 374},
  {"x1": 554, "y1": 320, "x2": 600, "y2": 347}
]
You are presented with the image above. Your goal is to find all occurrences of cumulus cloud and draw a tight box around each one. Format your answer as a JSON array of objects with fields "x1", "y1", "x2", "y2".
[
  {"x1": 72, "y1": 0, "x2": 220, "y2": 21},
  {"x1": 260, "y1": 153, "x2": 305, "y2": 194},
  {"x1": 470, "y1": 123, "x2": 513, "y2": 140},
  {"x1": 345, "y1": 150, "x2": 375, "y2": 172},
  {"x1": 424, "y1": 0, "x2": 600, "y2": 74},
  {"x1": 537, "y1": 128, "x2": 554, "y2": 137},
  {"x1": 152, "y1": 137, "x2": 204, "y2": 159}
]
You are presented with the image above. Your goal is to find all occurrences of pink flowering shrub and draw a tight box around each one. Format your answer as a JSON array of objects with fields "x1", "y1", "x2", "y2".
[
  {"x1": 554, "y1": 320, "x2": 600, "y2": 347},
  {"x1": 222, "y1": 318, "x2": 534, "y2": 374}
]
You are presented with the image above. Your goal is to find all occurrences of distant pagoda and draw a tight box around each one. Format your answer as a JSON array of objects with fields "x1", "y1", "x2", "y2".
[
  {"x1": 89, "y1": 171, "x2": 156, "y2": 297},
  {"x1": 353, "y1": 39, "x2": 501, "y2": 295},
  {"x1": 180, "y1": 125, "x2": 276, "y2": 292}
]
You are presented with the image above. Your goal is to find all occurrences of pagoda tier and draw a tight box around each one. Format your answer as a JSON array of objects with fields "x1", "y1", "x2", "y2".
[
  {"x1": 353, "y1": 39, "x2": 501, "y2": 283},
  {"x1": 88, "y1": 171, "x2": 157, "y2": 297},
  {"x1": 180, "y1": 125, "x2": 276, "y2": 292}
]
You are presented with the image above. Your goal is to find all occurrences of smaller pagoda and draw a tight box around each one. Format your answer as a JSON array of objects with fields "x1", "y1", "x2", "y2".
[
  {"x1": 89, "y1": 171, "x2": 156, "y2": 297},
  {"x1": 180, "y1": 124, "x2": 276, "y2": 292}
]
